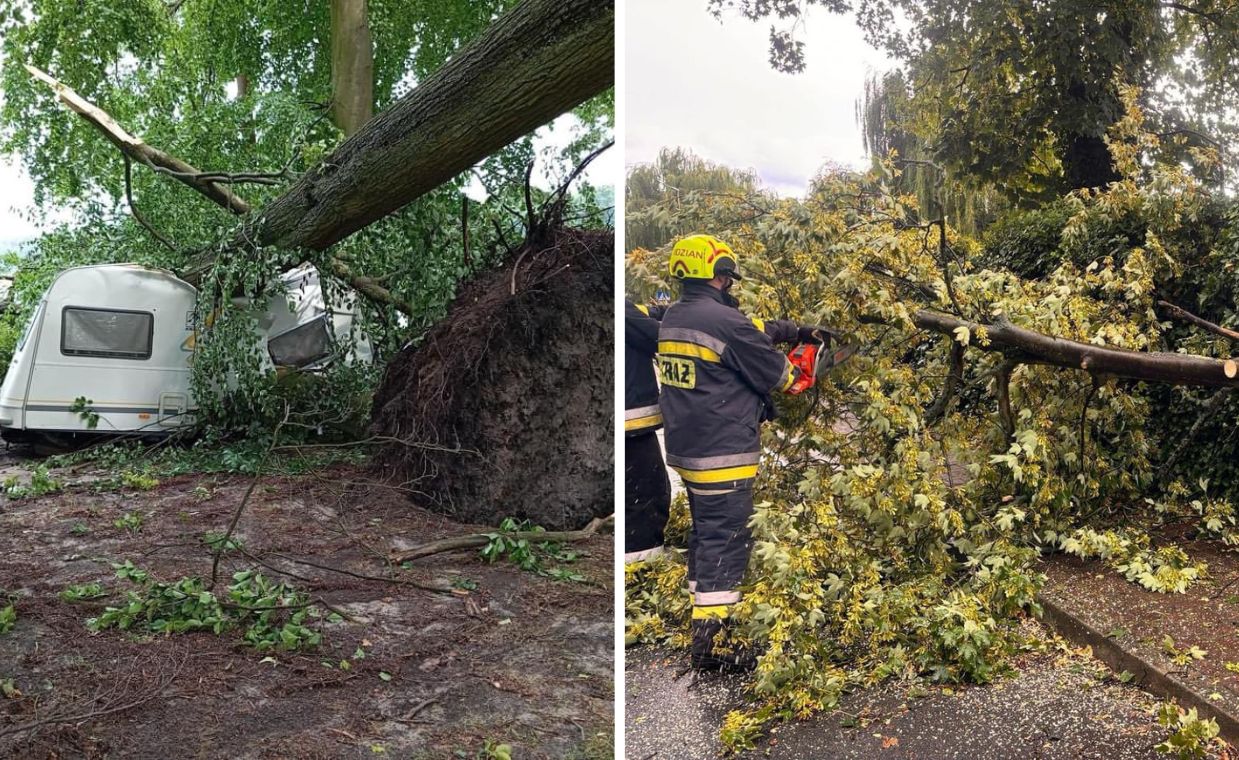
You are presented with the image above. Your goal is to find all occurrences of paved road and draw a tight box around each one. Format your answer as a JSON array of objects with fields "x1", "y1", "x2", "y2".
[{"x1": 626, "y1": 629, "x2": 1182, "y2": 759}]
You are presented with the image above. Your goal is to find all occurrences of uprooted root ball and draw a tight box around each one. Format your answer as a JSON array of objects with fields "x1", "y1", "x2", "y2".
[{"x1": 370, "y1": 227, "x2": 613, "y2": 530}]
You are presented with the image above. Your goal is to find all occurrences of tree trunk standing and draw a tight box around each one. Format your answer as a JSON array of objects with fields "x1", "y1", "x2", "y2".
[
  {"x1": 182, "y1": 0, "x2": 613, "y2": 281},
  {"x1": 330, "y1": 0, "x2": 374, "y2": 137},
  {"x1": 235, "y1": 75, "x2": 257, "y2": 145}
]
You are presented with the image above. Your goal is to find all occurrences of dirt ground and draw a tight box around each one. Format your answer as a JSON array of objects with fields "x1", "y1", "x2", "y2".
[
  {"x1": 0, "y1": 452, "x2": 613, "y2": 759},
  {"x1": 1042, "y1": 522, "x2": 1239, "y2": 729},
  {"x1": 626, "y1": 619, "x2": 1187, "y2": 759}
]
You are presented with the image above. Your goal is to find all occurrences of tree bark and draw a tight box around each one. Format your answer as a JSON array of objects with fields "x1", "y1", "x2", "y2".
[
  {"x1": 329, "y1": 0, "x2": 374, "y2": 137},
  {"x1": 909, "y1": 310, "x2": 1239, "y2": 387},
  {"x1": 183, "y1": 0, "x2": 613, "y2": 281}
]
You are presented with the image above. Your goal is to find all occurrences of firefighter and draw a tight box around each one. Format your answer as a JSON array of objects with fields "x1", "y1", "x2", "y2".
[
  {"x1": 624, "y1": 298, "x2": 671, "y2": 564},
  {"x1": 658, "y1": 233, "x2": 831, "y2": 671},
  {"x1": 624, "y1": 297, "x2": 823, "y2": 568}
]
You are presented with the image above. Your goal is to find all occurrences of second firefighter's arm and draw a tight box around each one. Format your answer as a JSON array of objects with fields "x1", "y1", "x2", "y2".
[{"x1": 625, "y1": 300, "x2": 661, "y2": 356}]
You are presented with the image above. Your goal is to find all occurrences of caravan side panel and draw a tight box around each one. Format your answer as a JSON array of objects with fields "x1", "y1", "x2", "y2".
[{"x1": 18, "y1": 266, "x2": 197, "y2": 435}]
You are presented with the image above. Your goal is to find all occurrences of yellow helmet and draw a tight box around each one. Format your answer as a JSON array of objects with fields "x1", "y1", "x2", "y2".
[{"x1": 668, "y1": 234, "x2": 742, "y2": 281}]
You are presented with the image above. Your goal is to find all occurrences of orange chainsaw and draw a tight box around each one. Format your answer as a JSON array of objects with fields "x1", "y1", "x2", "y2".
[{"x1": 786, "y1": 329, "x2": 857, "y2": 395}]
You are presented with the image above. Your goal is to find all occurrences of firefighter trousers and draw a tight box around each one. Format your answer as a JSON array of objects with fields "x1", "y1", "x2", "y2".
[
  {"x1": 686, "y1": 482, "x2": 755, "y2": 609},
  {"x1": 624, "y1": 431, "x2": 671, "y2": 563}
]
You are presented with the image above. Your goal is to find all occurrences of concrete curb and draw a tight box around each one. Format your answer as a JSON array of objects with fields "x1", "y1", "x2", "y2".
[{"x1": 1039, "y1": 593, "x2": 1239, "y2": 744}]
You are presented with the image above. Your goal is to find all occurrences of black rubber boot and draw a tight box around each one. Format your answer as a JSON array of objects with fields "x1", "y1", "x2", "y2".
[{"x1": 690, "y1": 618, "x2": 756, "y2": 673}]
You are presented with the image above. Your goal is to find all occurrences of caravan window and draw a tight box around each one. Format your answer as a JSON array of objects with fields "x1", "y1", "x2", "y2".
[
  {"x1": 61, "y1": 307, "x2": 154, "y2": 360},
  {"x1": 268, "y1": 315, "x2": 332, "y2": 368}
]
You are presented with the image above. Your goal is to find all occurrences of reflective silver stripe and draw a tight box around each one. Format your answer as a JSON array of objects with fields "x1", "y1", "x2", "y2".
[
  {"x1": 695, "y1": 590, "x2": 741, "y2": 605},
  {"x1": 658, "y1": 327, "x2": 727, "y2": 356},
  {"x1": 689, "y1": 486, "x2": 737, "y2": 495},
  {"x1": 777, "y1": 356, "x2": 794, "y2": 391},
  {"x1": 624, "y1": 404, "x2": 661, "y2": 421},
  {"x1": 624, "y1": 545, "x2": 665, "y2": 564},
  {"x1": 26, "y1": 404, "x2": 162, "y2": 414},
  {"x1": 688, "y1": 580, "x2": 697, "y2": 592},
  {"x1": 666, "y1": 451, "x2": 761, "y2": 469}
]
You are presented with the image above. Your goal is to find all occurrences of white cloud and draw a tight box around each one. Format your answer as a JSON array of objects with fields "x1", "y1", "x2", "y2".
[{"x1": 626, "y1": 0, "x2": 894, "y2": 197}]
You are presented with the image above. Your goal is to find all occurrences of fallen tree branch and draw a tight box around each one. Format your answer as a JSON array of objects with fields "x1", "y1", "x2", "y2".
[
  {"x1": 925, "y1": 341, "x2": 965, "y2": 424},
  {"x1": 26, "y1": 64, "x2": 415, "y2": 317},
  {"x1": 123, "y1": 155, "x2": 180, "y2": 253},
  {"x1": 996, "y1": 360, "x2": 1016, "y2": 443},
  {"x1": 1079, "y1": 378, "x2": 1100, "y2": 474},
  {"x1": 392, "y1": 514, "x2": 612, "y2": 563},
  {"x1": 25, "y1": 63, "x2": 253, "y2": 215},
  {"x1": 327, "y1": 257, "x2": 415, "y2": 316},
  {"x1": 209, "y1": 405, "x2": 288, "y2": 588},
  {"x1": 262, "y1": 551, "x2": 455, "y2": 594},
  {"x1": 1162, "y1": 388, "x2": 1235, "y2": 473},
  {"x1": 1156, "y1": 298, "x2": 1239, "y2": 343},
  {"x1": 906, "y1": 309, "x2": 1239, "y2": 387},
  {"x1": 0, "y1": 652, "x2": 184, "y2": 740}
]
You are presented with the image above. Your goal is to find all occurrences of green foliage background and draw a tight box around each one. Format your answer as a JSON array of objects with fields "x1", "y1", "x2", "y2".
[{"x1": 0, "y1": 0, "x2": 614, "y2": 436}]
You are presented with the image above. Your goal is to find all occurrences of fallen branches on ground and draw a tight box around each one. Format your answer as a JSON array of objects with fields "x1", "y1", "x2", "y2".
[{"x1": 392, "y1": 514, "x2": 612, "y2": 563}]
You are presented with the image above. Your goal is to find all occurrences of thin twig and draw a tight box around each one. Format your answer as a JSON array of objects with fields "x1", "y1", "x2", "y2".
[
  {"x1": 209, "y1": 404, "x2": 289, "y2": 588},
  {"x1": 123, "y1": 155, "x2": 180, "y2": 253}
]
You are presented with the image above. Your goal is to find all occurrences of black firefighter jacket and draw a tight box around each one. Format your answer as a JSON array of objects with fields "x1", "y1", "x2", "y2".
[
  {"x1": 657, "y1": 284, "x2": 802, "y2": 488},
  {"x1": 625, "y1": 300, "x2": 665, "y2": 436}
]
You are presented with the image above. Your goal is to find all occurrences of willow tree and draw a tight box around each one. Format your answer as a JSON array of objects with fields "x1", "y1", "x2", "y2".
[
  {"x1": 626, "y1": 96, "x2": 1239, "y2": 750},
  {"x1": 713, "y1": 0, "x2": 1239, "y2": 197}
]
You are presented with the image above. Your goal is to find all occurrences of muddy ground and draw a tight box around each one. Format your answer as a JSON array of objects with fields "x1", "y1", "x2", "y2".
[{"x1": 0, "y1": 452, "x2": 613, "y2": 759}]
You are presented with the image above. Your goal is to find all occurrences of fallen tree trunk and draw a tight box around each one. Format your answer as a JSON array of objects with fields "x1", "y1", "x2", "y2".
[
  {"x1": 28, "y1": 0, "x2": 613, "y2": 291},
  {"x1": 907, "y1": 309, "x2": 1239, "y2": 387},
  {"x1": 183, "y1": 0, "x2": 613, "y2": 281}
]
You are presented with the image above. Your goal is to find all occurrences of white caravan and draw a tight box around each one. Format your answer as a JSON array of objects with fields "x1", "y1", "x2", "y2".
[{"x1": 0, "y1": 263, "x2": 369, "y2": 443}]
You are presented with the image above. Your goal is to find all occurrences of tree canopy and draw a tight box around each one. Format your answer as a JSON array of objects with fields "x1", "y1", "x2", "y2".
[
  {"x1": 0, "y1": 0, "x2": 614, "y2": 434},
  {"x1": 712, "y1": 0, "x2": 1239, "y2": 198}
]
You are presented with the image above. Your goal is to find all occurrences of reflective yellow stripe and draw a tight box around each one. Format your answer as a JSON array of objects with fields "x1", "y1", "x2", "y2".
[
  {"x1": 673, "y1": 464, "x2": 759, "y2": 484},
  {"x1": 692, "y1": 605, "x2": 730, "y2": 620},
  {"x1": 658, "y1": 340, "x2": 721, "y2": 363},
  {"x1": 635, "y1": 303, "x2": 650, "y2": 316},
  {"x1": 750, "y1": 317, "x2": 765, "y2": 333},
  {"x1": 779, "y1": 357, "x2": 796, "y2": 392},
  {"x1": 623, "y1": 412, "x2": 663, "y2": 431}
]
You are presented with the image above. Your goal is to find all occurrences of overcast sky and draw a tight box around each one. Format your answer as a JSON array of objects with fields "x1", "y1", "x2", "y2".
[
  {"x1": 0, "y1": 158, "x2": 43, "y2": 250},
  {"x1": 626, "y1": 0, "x2": 895, "y2": 197}
]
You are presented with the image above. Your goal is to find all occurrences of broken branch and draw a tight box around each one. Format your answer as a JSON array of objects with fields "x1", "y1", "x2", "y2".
[
  {"x1": 392, "y1": 514, "x2": 612, "y2": 563},
  {"x1": 25, "y1": 63, "x2": 253, "y2": 215},
  {"x1": 908, "y1": 309, "x2": 1239, "y2": 388},
  {"x1": 1156, "y1": 298, "x2": 1239, "y2": 343}
]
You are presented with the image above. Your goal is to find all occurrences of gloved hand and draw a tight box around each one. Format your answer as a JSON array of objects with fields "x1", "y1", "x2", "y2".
[{"x1": 796, "y1": 326, "x2": 832, "y2": 345}]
